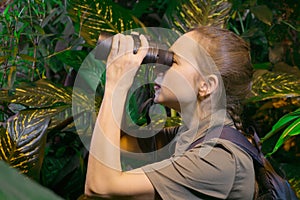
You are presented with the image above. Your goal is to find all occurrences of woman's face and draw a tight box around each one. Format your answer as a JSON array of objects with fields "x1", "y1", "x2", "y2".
[{"x1": 153, "y1": 31, "x2": 205, "y2": 111}]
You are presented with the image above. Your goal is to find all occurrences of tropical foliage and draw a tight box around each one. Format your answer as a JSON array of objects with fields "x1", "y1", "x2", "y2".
[{"x1": 0, "y1": 0, "x2": 299, "y2": 199}]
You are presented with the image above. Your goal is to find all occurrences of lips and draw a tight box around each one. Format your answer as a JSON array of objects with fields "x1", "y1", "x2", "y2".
[{"x1": 154, "y1": 83, "x2": 161, "y2": 91}]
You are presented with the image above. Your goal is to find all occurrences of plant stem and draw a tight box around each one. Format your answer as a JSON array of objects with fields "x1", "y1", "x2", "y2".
[{"x1": 237, "y1": 12, "x2": 245, "y2": 33}]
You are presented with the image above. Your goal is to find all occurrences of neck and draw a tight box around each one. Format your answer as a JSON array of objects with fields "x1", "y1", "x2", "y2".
[
  {"x1": 179, "y1": 97, "x2": 210, "y2": 129},
  {"x1": 180, "y1": 96, "x2": 231, "y2": 132}
]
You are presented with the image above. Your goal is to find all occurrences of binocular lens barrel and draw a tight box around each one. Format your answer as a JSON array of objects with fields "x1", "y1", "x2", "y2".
[{"x1": 94, "y1": 32, "x2": 174, "y2": 66}]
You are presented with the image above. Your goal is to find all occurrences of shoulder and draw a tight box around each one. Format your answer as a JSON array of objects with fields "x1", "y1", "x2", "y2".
[
  {"x1": 142, "y1": 138, "x2": 242, "y2": 199},
  {"x1": 192, "y1": 138, "x2": 254, "y2": 171},
  {"x1": 196, "y1": 138, "x2": 253, "y2": 159},
  {"x1": 196, "y1": 138, "x2": 255, "y2": 199}
]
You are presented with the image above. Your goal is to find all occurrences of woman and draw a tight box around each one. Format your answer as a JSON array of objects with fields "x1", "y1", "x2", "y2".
[{"x1": 85, "y1": 26, "x2": 255, "y2": 199}]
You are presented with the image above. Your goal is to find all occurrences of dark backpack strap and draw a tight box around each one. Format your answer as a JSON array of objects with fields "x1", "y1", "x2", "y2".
[
  {"x1": 188, "y1": 126, "x2": 299, "y2": 200},
  {"x1": 188, "y1": 126, "x2": 263, "y2": 166}
]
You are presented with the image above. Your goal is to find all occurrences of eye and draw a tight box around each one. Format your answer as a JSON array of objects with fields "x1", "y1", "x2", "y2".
[
  {"x1": 172, "y1": 58, "x2": 178, "y2": 64},
  {"x1": 172, "y1": 55, "x2": 179, "y2": 64}
]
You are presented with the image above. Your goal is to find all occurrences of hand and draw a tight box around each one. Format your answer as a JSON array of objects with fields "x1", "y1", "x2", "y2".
[{"x1": 105, "y1": 33, "x2": 149, "y2": 90}]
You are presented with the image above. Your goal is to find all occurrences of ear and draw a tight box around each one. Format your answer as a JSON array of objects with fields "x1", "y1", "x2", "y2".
[{"x1": 198, "y1": 75, "x2": 219, "y2": 97}]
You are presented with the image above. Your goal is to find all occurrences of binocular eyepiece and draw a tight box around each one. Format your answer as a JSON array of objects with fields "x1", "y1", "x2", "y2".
[{"x1": 94, "y1": 32, "x2": 174, "y2": 66}]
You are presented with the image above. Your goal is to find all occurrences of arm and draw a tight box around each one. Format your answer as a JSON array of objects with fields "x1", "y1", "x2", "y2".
[{"x1": 85, "y1": 34, "x2": 155, "y2": 199}]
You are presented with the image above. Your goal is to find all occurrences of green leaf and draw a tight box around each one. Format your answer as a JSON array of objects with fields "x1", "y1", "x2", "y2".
[
  {"x1": 131, "y1": 0, "x2": 154, "y2": 18},
  {"x1": 3, "y1": 4, "x2": 10, "y2": 19},
  {"x1": 33, "y1": 24, "x2": 45, "y2": 35},
  {"x1": 15, "y1": 21, "x2": 29, "y2": 39},
  {"x1": 163, "y1": 0, "x2": 232, "y2": 33},
  {"x1": 19, "y1": 54, "x2": 37, "y2": 62},
  {"x1": 0, "y1": 111, "x2": 50, "y2": 180},
  {"x1": 0, "y1": 56, "x2": 8, "y2": 64},
  {"x1": 267, "y1": 117, "x2": 300, "y2": 156},
  {"x1": 7, "y1": 66, "x2": 16, "y2": 89},
  {"x1": 165, "y1": 116, "x2": 183, "y2": 127},
  {"x1": 34, "y1": 106, "x2": 73, "y2": 130},
  {"x1": 262, "y1": 108, "x2": 300, "y2": 142},
  {"x1": 0, "y1": 79, "x2": 98, "y2": 131},
  {"x1": 250, "y1": 5, "x2": 273, "y2": 26},
  {"x1": 281, "y1": 20, "x2": 300, "y2": 32},
  {"x1": 248, "y1": 71, "x2": 300, "y2": 102},
  {"x1": 253, "y1": 62, "x2": 271, "y2": 70},
  {"x1": 75, "y1": 52, "x2": 106, "y2": 92},
  {"x1": 229, "y1": 0, "x2": 256, "y2": 11},
  {"x1": 56, "y1": 50, "x2": 88, "y2": 71},
  {"x1": 40, "y1": 129, "x2": 87, "y2": 198},
  {"x1": 0, "y1": 161, "x2": 63, "y2": 200},
  {"x1": 7, "y1": 103, "x2": 27, "y2": 113},
  {"x1": 0, "y1": 79, "x2": 73, "y2": 108},
  {"x1": 67, "y1": 0, "x2": 144, "y2": 46},
  {"x1": 41, "y1": 7, "x2": 61, "y2": 28}
]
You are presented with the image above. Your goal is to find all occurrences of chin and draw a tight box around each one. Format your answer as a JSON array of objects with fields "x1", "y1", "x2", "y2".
[{"x1": 153, "y1": 96, "x2": 161, "y2": 104}]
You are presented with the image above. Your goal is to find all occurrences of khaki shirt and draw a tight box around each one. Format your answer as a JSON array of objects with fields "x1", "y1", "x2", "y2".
[{"x1": 142, "y1": 138, "x2": 255, "y2": 199}]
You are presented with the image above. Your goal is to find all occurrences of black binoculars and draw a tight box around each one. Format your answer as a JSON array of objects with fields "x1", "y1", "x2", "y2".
[{"x1": 94, "y1": 32, "x2": 174, "y2": 66}]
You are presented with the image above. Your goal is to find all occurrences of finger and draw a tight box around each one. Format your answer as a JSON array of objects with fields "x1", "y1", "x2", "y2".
[
  {"x1": 119, "y1": 35, "x2": 134, "y2": 56},
  {"x1": 118, "y1": 34, "x2": 127, "y2": 55},
  {"x1": 126, "y1": 35, "x2": 134, "y2": 54},
  {"x1": 109, "y1": 34, "x2": 120, "y2": 59},
  {"x1": 137, "y1": 34, "x2": 149, "y2": 59}
]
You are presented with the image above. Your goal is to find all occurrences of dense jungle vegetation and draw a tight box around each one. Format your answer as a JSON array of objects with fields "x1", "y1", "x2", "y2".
[{"x1": 0, "y1": 0, "x2": 299, "y2": 199}]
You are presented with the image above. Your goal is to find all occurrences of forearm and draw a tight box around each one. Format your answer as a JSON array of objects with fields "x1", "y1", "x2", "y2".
[
  {"x1": 86, "y1": 87, "x2": 128, "y2": 195},
  {"x1": 85, "y1": 33, "x2": 154, "y2": 198}
]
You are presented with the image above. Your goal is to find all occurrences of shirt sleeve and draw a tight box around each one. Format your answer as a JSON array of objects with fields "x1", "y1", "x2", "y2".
[{"x1": 142, "y1": 140, "x2": 237, "y2": 199}]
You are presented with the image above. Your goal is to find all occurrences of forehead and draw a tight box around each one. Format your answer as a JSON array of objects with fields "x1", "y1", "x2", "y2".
[
  {"x1": 169, "y1": 32, "x2": 217, "y2": 75},
  {"x1": 169, "y1": 32, "x2": 199, "y2": 57}
]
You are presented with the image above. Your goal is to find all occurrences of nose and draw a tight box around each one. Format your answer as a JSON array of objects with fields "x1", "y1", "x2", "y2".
[
  {"x1": 154, "y1": 72, "x2": 164, "y2": 84},
  {"x1": 156, "y1": 72, "x2": 164, "y2": 77},
  {"x1": 153, "y1": 65, "x2": 171, "y2": 75}
]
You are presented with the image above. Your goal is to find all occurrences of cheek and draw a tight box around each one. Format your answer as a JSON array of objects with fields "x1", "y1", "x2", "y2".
[{"x1": 161, "y1": 69, "x2": 198, "y2": 103}]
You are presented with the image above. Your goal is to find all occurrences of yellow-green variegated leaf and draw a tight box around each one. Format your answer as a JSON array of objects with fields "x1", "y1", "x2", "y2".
[
  {"x1": 0, "y1": 111, "x2": 50, "y2": 180},
  {"x1": 249, "y1": 71, "x2": 300, "y2": 102},
  {"x1": 0, "y1": 79, "x2": 99, "y2": 133},
  {"x1": 163, "y1": 0, "x2": 232, "y2": 33},
  {"x1": 0, "y1": 79, "x2": 73, "y2": 108},
  {"x1": 30, "y1": 106, "x2": 72, "y2": 130},
  {"x1": 0, "y1": 79, "x2": 97, "y2": 111},
  {"x1": 67, "y1": 0, "x2": 144, "y2": 46}
]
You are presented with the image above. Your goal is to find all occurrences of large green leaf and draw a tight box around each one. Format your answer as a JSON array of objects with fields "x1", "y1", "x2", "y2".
[
  {"x1": 0, "y1": 79, "x2": 73, "y2": 108},
  {"x1": 0, "y1": 161, "x2": 63, "y2": 200},
  {"x1": 261, "y1": 108, "x2": 300, "y2": 142},
  {"x1": 0, "y1": 79, "x2": 97, "y2": 111},
  {"x1": 67, "y1": 0, "x2": 144, "y2": 46},
  {"x1": 0, "y1": 79, "x2": 98, "y2": 136},
  {"x1": 74, "y1": 51, "x2": 106, "y2": 92},
  {"x1": 163, "y1": 0, "x2": 232, "y2": 33},
  {"x1": 266, "y1": 117, "x2": 300, "y2": 156},
  {"x1": 34, "y1": 106, "x2": 73, "y2": 131},
  {"x1": 0, "y1": 111, "x2": 50, "y2": 180},
  {"x1": 249, "y1": 71, "x2": 300, "y2": 102}
]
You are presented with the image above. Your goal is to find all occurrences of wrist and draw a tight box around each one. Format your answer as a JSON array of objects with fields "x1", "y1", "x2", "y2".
[{"x1": 105, "y1": 82, "x2": 131, "y2": 96}]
